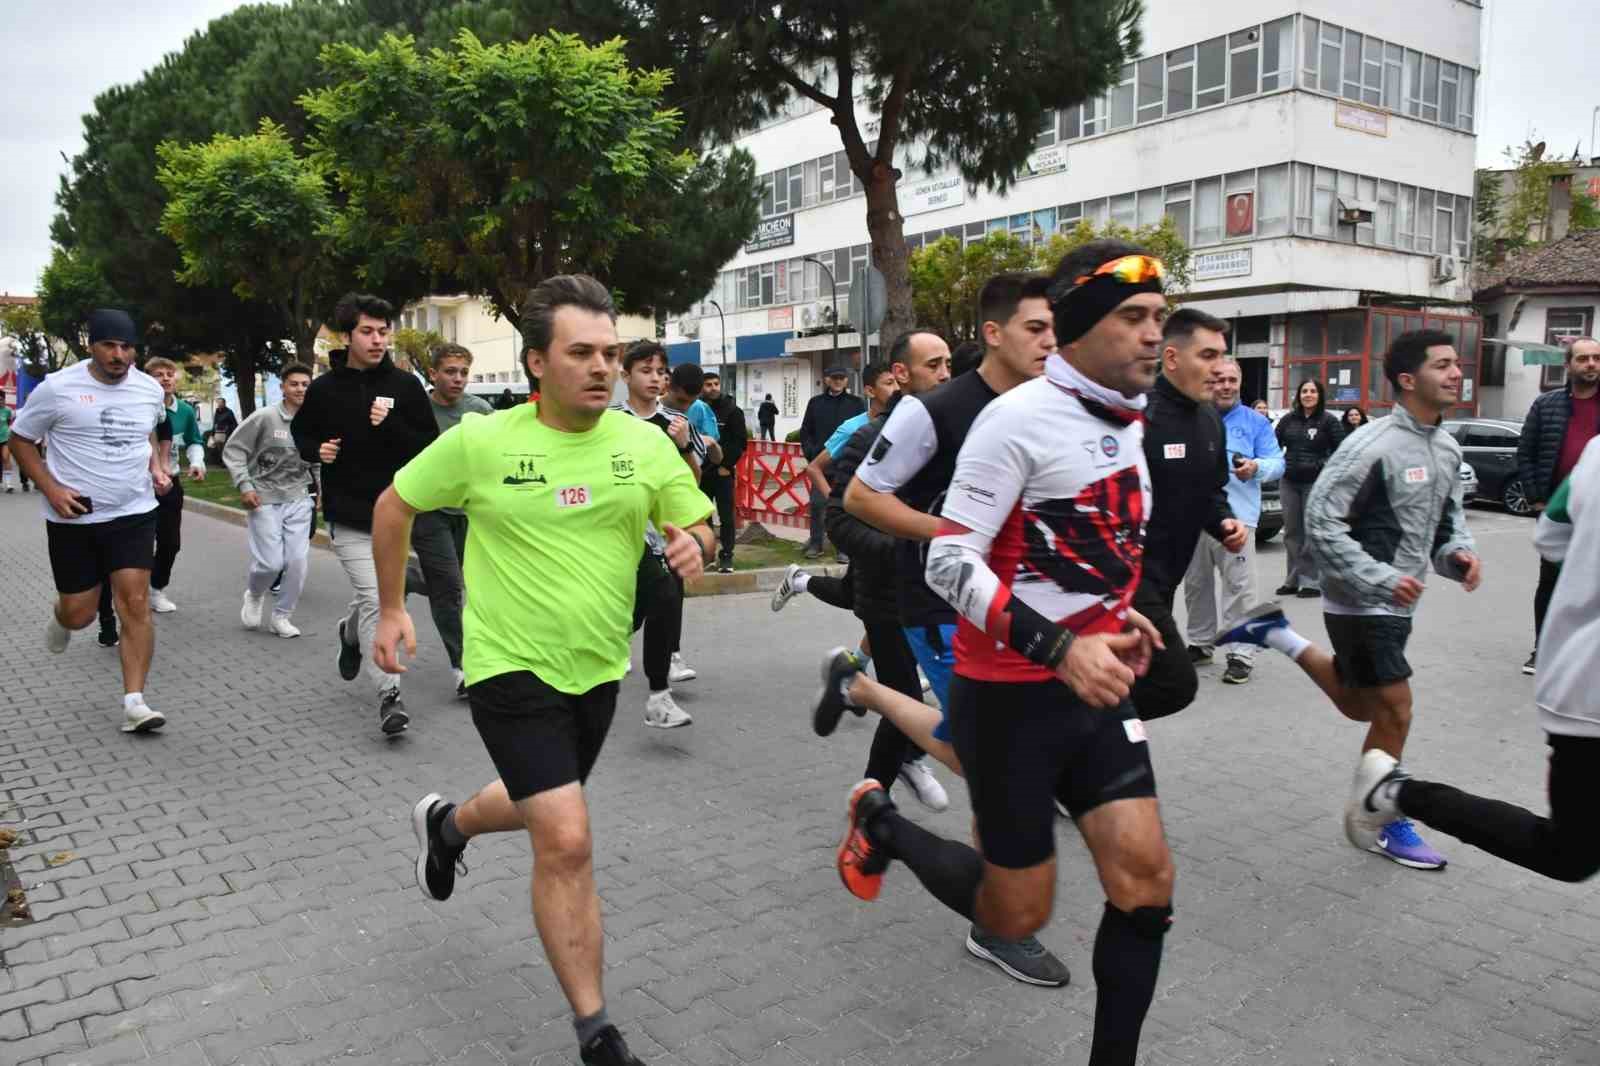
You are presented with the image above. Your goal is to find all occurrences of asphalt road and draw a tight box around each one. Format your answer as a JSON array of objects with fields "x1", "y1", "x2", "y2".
[{"x1": 2, "y1": 491, "x2": 1596, "y2": 1066}]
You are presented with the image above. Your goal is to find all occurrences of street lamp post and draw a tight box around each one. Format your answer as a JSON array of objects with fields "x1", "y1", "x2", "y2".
[
  {"x1": 801, "y1": 256, "x2": 841, "y2": 372},
  {"x1": 707, "y1": 299, "x2": 728, "y2": 365}
]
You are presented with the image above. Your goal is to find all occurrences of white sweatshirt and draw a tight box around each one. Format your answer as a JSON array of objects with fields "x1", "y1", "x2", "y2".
[{"x1": 1536, "y1": 437, "x2": 1600, "y2": 737}]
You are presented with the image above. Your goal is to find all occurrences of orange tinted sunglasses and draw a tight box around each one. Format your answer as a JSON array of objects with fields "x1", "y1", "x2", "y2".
[{"x1": 1072, "y1": 254, "x2": 1167, "y2": 288}]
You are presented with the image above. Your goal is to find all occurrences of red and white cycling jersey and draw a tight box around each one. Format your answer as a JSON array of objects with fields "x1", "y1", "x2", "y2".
[{"x1": 939, "y1": 369, "x2": 1151, "y2": 682}]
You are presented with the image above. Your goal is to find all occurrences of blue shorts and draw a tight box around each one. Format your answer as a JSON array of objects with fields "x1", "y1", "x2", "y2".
[{"x1": 903, "y1": 623, "x2": 958, "y2": 741}]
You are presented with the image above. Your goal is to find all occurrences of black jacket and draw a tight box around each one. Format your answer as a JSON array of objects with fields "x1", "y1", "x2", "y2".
[
  {"x1": 1276, "y1": 407, "x2": 1345, "y2": 485},
  {"x1": 706, "y1": 394, "x2": 749, "y2": 470},
  {"x1": 758, "y1": 400, "x2": 779, "y2": 428},
  {"x1": 1517, "y1": 384, "x2": 1576, "y2": 505},
  {"x1": 799, "y1": 389, "x2": 865, "y2": 459},
  {"x1": 1138, "y1": 375, "x2": 1232, "y2": 604},
  {"x1": 291, "y1": 352, "x2": 438, "y2": 530},
  {"x1": 826, "y1": 408, "x2": 898, "y2": 622}
]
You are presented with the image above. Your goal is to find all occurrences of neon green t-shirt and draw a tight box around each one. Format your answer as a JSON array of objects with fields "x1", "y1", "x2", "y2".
[{"x1": 393, "y1": 405, "x2": 711, "y2": 693}]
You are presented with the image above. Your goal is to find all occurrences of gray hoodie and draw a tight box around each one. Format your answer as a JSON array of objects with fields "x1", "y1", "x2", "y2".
[
  {"x1": 1305, "y1": 403, "x2": 1475, "y2": 616},
  {"x1": 223, "y1": 402, "x2": 317, "y2": 505}
]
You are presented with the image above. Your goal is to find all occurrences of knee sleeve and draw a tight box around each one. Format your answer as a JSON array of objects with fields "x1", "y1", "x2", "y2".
[{"x1": 1124, "y1": 903, "x2": 1173, "y2": 940}]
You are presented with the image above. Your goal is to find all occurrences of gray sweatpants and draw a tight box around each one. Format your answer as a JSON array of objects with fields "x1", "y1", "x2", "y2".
[
  {"x1": 330, "y1": 522, "x2": 402, "y2": 695},
  {"x1": 1184, "y1": 529, "x2": 1258, "y2": 662},
  {"x1": 245, "y1": 496, "x2": 314, "y2": 618}
]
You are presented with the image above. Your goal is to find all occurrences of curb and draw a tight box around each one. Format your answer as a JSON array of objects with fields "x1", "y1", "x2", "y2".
[{"x1": 180, "y1": 495, "x2": 845, "y2": 599}]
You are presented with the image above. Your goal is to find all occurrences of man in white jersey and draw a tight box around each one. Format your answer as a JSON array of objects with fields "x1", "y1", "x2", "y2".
[{"x1": 10, "y1": 309, "x2": 172, "y2": 732}]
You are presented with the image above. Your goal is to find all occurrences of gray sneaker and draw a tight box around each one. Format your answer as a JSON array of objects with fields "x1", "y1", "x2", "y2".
[{"x1": 965, "y1": 926, "x2": 1070, "y2": 987}]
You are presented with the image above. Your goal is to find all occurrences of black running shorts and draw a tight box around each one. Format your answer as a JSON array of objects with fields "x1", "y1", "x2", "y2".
[
  {"x1": 947, "y1": 674, "x2": 1157, "y2": 870},
  {"x1": 45, "y1": 509, "x2": 159, "y2": 594},
  {"x1": 467, "y1": 670, "x2": 620, "y2": 801},
  {"x1": 1324, "y1": 612, "x2": 1413, "y2": 689}
]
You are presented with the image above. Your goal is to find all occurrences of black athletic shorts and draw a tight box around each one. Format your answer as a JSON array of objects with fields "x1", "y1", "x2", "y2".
[
  {"x1": 45, "y1": 509, "x2": 159, "y2": 594},
  {"x1": 947, "y1": 674, "x2": 1157, "y2": 870},
  {"x1": 1324, "y1": 612, "x2": 1413, "y2": 689},
  {"x1": 468, "y1": 670, "x2": 620, "y2": 801}
]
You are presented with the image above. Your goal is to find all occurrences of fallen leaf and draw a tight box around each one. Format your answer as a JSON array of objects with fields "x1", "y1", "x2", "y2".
[
  {"x1": 6, "y1": 888, "x2": 25, "y2": 905},
  {"x1": 45, "y1": 852, "x2": 76, "y2": 867},
  {"x1": 0, "y1": 828, "x2": 18, "y2": 849}
]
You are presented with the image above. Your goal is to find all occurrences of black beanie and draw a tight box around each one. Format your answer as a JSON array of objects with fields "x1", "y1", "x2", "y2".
[
  {"x1": 87, "y1": 309, "x2": 138, "y2": 346},
  {"x1": 1050, "y1": 275, "x2": 1165, "y2": 345}
]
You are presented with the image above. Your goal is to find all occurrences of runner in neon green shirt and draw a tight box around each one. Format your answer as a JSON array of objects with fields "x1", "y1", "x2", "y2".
[{"x1": 369, "y1": 275, "x2": 712, "y2": 1066}]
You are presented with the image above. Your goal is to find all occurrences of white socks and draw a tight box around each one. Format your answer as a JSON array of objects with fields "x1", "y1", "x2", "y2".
[
  {"x1": 792, "y1": 571, "x2": 811, "y2": 594},
  {"x1": 1266, "y1": 626, "x2": 1311, "y2": 661},
  {"x1": 124, "y1": 692, "x2": 145, "y2": 710}
]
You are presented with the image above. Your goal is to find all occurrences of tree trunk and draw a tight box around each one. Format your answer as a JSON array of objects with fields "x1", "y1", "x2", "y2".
[
  {"x1": 230, "y1": 348, "x2": 258, "y2": 419},
  {"x1": 864, "y1": 165, "x2": 913, "y2": 356}
]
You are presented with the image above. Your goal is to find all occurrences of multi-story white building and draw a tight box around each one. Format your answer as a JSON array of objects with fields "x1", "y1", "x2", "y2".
[{"x1": 664, "y1": 1, "x2": 1486, "y2": 436}]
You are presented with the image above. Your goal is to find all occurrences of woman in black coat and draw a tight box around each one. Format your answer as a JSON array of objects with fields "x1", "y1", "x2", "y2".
[{"x1": 1274, "y1": 378, "x2": 1345, "y2": 596}]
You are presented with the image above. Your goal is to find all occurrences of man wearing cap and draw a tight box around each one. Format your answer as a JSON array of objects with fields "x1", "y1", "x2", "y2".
[
  {"x1": 10, "y1": 309, "x2": 173, "y2": 733},
  {"x1": 798, "y1": 366, "x2": 864, "y2": 559}
]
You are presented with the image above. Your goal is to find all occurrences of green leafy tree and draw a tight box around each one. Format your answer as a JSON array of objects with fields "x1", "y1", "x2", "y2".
[
  {"x1": 392, "y1": 327, "x2": 447, "y2": 375},
  {"x1": 36, "y1": 247, "x2": 119, "y2": 359},
  {"x1": 1570, "y1": 186, "x2": 1600, "y2": 234},
  {"x1": 1035, "y1": 217, "x2": 1193, "y2": 297},
  {"x1": 1502, "y1": 139, "x2": 1565, "y2": 247},
  {"x1": 0, "y1": 304, "x2": 72, "y2": 376},
  {"x1": 302, "y1": 29, "x2": 757, "y2": 321},
  {"x1": 595, "y1": 0, "x2": 1141, "y2": 345},
  {"x1": 157, "y1": 119, "x2": 337, "y2": 362},
  {"x1": 908, "y1": 232, "x2": 1038, "y2": 342}
]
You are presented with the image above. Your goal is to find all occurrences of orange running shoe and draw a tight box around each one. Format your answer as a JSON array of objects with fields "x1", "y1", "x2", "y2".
[{"x1": 838, "y1": 779, "x2": 892, "y2": 901}]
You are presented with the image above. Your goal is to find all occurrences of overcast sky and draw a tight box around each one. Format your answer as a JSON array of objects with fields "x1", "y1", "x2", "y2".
[{"x1": 2, "y1": 0, "x2": 1596, "y2": 296}]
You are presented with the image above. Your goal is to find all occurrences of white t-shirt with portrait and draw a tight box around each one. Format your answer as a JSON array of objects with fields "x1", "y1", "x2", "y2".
[{"x1": 12, "y1": 361, "x2": 165, "y2": 524}]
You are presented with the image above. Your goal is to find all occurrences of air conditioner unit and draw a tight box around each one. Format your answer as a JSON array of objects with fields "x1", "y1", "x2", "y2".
[
  {"x1": 798, "y1": 301, "x2": 834, "y2": 330},
  {"x1": 1337, "y1": 197, "x2": 1376, "y2": 225},
  {"x1": 1431, "y1": 254, "x2": 1458, "y2": 283},
  {"x1": 677, "y1": 316, "x2": 700, "y2": 338}
]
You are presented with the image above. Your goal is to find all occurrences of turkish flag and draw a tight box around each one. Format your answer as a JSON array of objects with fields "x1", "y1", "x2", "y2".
[{"x1": 1226, "y1": 192, "x2": 1255, "y2": 237}]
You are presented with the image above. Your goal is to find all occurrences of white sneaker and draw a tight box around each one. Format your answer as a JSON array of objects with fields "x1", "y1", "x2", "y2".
[
  {"x1": 121, "y1": 700, "x2": 166, "y2": 733},
  {"x1": 149, "y1": 589, "x2": 177, "y2": 613},
  {"x1": 1344, "y1": 749, "x2": 1406, "y2": 851},
  {"x1": 771, "y1": 564, "x2": 806, "y2": 612},
  {"x1": 644, "y1": 690, "x2": 692, "y2": 728},
  {"x1": 898, "y1": 758, "x2": 950, "y2": 811},
  {"x1": 669, "y1": 653, "x2": 697, "y2": 683},
  {"x1": 46, "y1": 614, "x2": 72, "y2": 654},
  {"x1": 268, "y1": 615, "x2": 301, "y2": 639},
  {"x1": 241, "y1": 590, "x2": 266, "y2": 628}
]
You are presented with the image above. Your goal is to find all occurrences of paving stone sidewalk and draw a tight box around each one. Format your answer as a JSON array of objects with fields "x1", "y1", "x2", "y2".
[{"x1": 2, "y1": 492, "x2": 1597, "y2": 1065}]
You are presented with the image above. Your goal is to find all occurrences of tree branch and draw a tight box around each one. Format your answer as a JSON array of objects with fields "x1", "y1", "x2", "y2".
[
  {"x1": 767, "y1": 60, "x2": 837, "y2": 111},
  {"x1": 876, "y1": 61, "x2": 916, "y2": 166}
]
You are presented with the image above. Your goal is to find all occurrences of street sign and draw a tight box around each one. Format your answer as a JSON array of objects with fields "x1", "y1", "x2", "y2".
[{"x1": 847, "y1": 266, "x2": 887, "y2": 335}]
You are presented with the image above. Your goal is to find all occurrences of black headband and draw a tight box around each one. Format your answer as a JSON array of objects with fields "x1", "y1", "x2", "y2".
[
  {"x1": 1050, "y1": 275, "x2": 1164, "y2": 345},
  {"x1": 87, "y1": 309, "x2": 138, "y2": 346}
]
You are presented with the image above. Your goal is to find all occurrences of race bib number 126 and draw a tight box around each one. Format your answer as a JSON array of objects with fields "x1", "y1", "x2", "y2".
[{"x1": 557, "y1": 485, "x2": 591, "y2": 508}]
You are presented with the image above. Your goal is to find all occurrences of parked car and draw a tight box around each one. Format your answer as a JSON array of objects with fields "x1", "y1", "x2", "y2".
[{"x1": 1443, "y1": 417, "x2": 1531, "y2": 514}]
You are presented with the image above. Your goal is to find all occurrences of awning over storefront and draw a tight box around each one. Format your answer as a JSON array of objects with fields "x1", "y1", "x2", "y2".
[
  {"x1": 665, "y1": 340, "x2": 700, "y2": 365},
  {"x1": 735, "y1": 330, "x2": 791, "y2": 362}
]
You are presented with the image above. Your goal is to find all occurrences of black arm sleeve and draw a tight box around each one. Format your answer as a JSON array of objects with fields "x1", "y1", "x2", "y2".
[{"x1": 290, "y1": 388, "x2": 324, "y2": 464}]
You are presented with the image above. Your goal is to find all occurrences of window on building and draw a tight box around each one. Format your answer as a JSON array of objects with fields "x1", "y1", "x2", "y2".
[
  {"x1": 1289, "y1": 313, "x2": 1326, "y2": 356},
  {"x1": 1036, "y1": 110, "x2": 1058, "y2": 148},
  {"x1": 1403, "y1": 49, "x2": 1421, "y2": 117},
  {"x1": 1434, "y1": 195, "x2": 1454, "y2": 258},
  {"x1": 1059, "y1": 202, "x2": 1083, "y2": 231},
  {"x1": 1420, "y1": 55, "x2": 1440, "y2": 121},
  {"x1": 1313, "y1": 167, "x2": 1337, "y2": 237},
  {"x1": 1084, "y1": 198, "x2": 1108, "y2": 228},
  {"x1": 1196, "y1": 36, "x2": 1227, "y2": 107},
  {"x1": 1294, "y1": 163, "x2": 1314, "y2": 235},
  {"x1": 1110, "y1": 63, "x2": 1136, "y2": 129},
  {"x1": 1545, "y1": 309, "x2": 1592, "y2": 389},
  {"x1": 1193, "y1": 176, "x2": 1222, "y2": 245},
  {"x1": 1355, "y1": 175, "x2": 1377, "y2": 245},
  {"x1": 1458, "y1": 68, "x2": 1475, "y2": 131},
  {"x1": 1439, "y1": 62, "x2": 1459, "y2": 131},
  {"x1": 1301, "y1": 16, "x2": 1320, "y2": 89},
  {"x1": 1165, "y1": 184, "x2": 1192, "y2": 242},
  {"x1": 1261, "y1": 17, "x2": 1293, "y2": 91},
  {"x1": 1382, "y1": 43, "x2": 1404, "y2": 110},
  {"x1": 1137, "y1": 57, "x2": 1164, "y2": 123},
  {"x1": 818, "y1": 153, "x2": 836, "y2": 200},
  {"x1": 964, "y1": 220, "x2": 987, "y2": 244},
  {"x1": 1167, "y1": 46, "x2": 1195, "y2": 114},
  {"x1": 1224, "y1": 170, "x2": 1256, "y2": 238},
  {"x1": 1396, "y1": 184, "x2": 1416, "y2": 250},
  {"x1": 1415, "y1": 189, "x2": 1435, "y2": 252},
  {"x1": 1133, "y1": 187, "x2": 1160, "y2": 228},
  {"x1": 1258, "y1": 164, "x2": 1290, "y2": 237},
  {"x1": 1341, "y1": 29, "x2": 1362, "y2": 101},
  {"x1": 1455, "y1": 195, "x2": 1472, "y2": 260},
  {"x1": 1228, "y1": 29, "x2": 1259, "y2": 99},
  {"x1": 1327, "y1": 310, "x2": 1366, "y2": 355},
  {"x1": 1319, "y1": 22, "x2": 1342, "y2": 95},
  {"x1": 1361, "y1": 35, "x2": 1383, "y2": 105},
  {"x1": 1376, "y1": 180, "x2": 1397, "y2": 245},
  {"x1": 1110, "y1": 192, "x2": 1136, "y2": 229}
]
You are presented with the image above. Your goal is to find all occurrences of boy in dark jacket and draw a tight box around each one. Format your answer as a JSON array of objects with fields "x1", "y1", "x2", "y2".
[
  {"x1": 1274, "y1": 378, "x2": 1344, "y2": 596},
  {"x1": 699, "y1": 371, "x2": 748, "y2": 572},
  {"x1": 291, "y1": 292, "x2": 438, "y2": 734}
]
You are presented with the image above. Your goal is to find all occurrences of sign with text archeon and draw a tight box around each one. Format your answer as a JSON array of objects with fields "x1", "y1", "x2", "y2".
[
  {"x1": 747, "y1": 213, "x2": 795, "y2": 253},
  {"x1": 900, "y1": 174, "x2": 965, "y2": 217},
  {"x1": 1193, "y1": 247, "x2": 1254, "y2": 282}
]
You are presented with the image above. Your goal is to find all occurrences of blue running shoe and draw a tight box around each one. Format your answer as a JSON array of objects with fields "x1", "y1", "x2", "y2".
[
  {"x1": 1216, "y1": 603, "x2": 1288, "y2": 649},
  {"x1": 1370, "y1": 818, "x2": 1446, "y2": 870}
]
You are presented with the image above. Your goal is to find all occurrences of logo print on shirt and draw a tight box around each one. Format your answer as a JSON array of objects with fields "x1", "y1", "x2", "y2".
[
  {"x1": 1307, "y1": 427, "x2": 1318, "y2": 440},
  {"x1": 868, "y1": 436, "x2": 893, "y2": 463},
  {"x1": 1403, "y1": 465, "x2": 1428, "y2": 484},
  {"x1": 1019, "y1": 465, "x2": 1145, "y2": 609},
  {"x1": 1101, "y1": 435, "x2": 1120, "y2": 459},
  {"x1": 611, "y1": 452, "x2": 636, "y2": 481},
  {"x1": 501, "y1": 454, "x2": 548, "y2": 486}
]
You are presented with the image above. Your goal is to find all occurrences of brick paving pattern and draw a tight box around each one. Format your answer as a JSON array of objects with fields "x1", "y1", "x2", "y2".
[{"x1": 1, "y1": 491, "x2": 1596, "y2": 1065}]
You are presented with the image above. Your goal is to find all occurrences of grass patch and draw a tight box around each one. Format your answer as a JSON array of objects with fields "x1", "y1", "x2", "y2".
[
  {"x1": 729, "y1": 533, "x2": 835, "y2": 571},
  {"x1": 183, "y1": 468, "x2": 244, "y2": 511}
]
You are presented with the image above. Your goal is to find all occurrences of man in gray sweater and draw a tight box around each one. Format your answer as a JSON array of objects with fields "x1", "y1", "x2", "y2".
[{"x1": 223, "y1": 363, "x2": 318, "y2": 637}]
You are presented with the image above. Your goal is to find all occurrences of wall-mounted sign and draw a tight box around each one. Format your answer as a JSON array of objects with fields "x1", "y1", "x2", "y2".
[
  {"x1": 768, "y1": 306, "x2": 794, "y2": 331},
  {"x1": 1226, "y1": 192, "x2": 1255, "y2": 238},
  {"x1": 1334, "y1": 101, "x2": 1389, "y2": 138},
  {"x1": 1193, "y1": 247, "x2": 1254, "y2": 282},
  {"x1": 1022, "y1": 144, "x2": 1068, "y2": 179},
  {"x1": 900, "y1": 174, "x2": 965, "y2": 217},
  {"x1": 747, "y1": 213, "x2": 795, "y2": 253}
]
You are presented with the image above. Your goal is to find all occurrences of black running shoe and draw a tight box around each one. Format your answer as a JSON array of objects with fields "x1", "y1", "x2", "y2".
[
  {"x1": 337, "y1": 619, "x2": 361, "y2": 681},
  {"x1": 411, "y1": 792, "x2": 467, "y2": 901},
  {"x1": 1297, "y1": 587, "x2": 1322, "y2": 598},
  {"x1": 580, "y1": 1025, "x2": 646, "y2": 1065},
  {"x1": 812, "y1": 646, "x2": 867, "y2": 737},
  {"x1": 379, "y1": 689, "x2": 409, "y2": 734},
  {"x1": 1274, "y1": 583, "x2": 1299, "y2": 596},
  {"x1": 1187, "y1": 644, "x2": 1213, "y2": 664},
  {"x1": 1222, "y1": 656, "x2": 1253, "y2": 685},
  {"x1": 97, "y1": 628, "x2": 120, "y2": 648}
]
